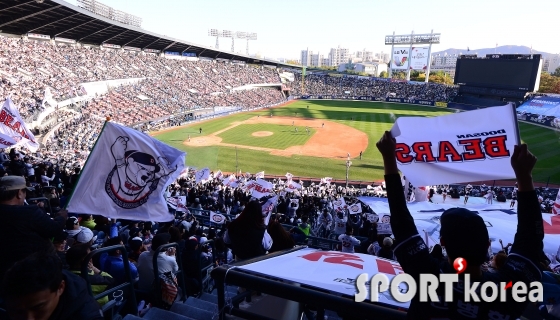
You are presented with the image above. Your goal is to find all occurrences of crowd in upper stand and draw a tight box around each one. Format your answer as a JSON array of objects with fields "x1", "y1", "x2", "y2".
[
  {"x1": 286, "y1": 73, "x2": 458, "y2": 102},
  {"x1": 0, "y1": 35, "x2": 283, "y2": 123}
]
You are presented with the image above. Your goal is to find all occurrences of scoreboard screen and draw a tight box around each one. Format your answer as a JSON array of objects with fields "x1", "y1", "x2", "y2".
[{"x1": 454, "y1": 55, "x2": 541, "y2": 91}]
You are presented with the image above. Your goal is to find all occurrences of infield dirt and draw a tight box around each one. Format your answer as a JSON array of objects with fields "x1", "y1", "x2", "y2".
[{"x1": 182, "y1": 116, "x2": 368, "y2": 159}]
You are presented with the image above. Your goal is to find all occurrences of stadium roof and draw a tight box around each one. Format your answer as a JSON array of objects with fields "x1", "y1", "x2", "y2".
[{"x1": 0, "y1": 0, "x2": 300, "y2": 68}]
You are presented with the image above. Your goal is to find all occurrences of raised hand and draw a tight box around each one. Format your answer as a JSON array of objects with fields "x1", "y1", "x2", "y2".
[
  {"x1": 510, "y1": 144, "x2": 536, "y2": 192},
  {"x1": 111, "y1": 136, "x2": 129, "y2": 161},
  {"x1": 376, "y1": 131, "x2": 397, "y2": 159}
]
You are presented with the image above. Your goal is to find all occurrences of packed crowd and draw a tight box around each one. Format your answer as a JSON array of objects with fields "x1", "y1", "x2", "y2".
[
  {"x1": 285, "y1": 73, "x2": 458, "y2": 102},
  {"x1": 0, "y1": 35, "x2": 283, "y2": 123}
]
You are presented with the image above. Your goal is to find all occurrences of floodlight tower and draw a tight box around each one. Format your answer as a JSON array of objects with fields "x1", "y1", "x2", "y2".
[
  {"x1": 221, "y1": 30, "x2": 233, "y2": 52},
  {"x1": 245, "y1": 32, "x2": 257, "y2": 55},
  {"x1": 208, "y1": 29, "x2": 221, "y2": 49}
]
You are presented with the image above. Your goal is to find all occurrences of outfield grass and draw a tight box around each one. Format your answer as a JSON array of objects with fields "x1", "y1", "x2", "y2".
[
  {"x1": 217, "y1": 123, "x2": 315, "y2": 149},
  {"x1": 154, "y1": 100, "x2": 560, "y2": 184}
]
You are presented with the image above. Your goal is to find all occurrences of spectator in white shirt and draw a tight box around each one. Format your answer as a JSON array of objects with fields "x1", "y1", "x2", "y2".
[
  {"x1": 338, "y1": 226, "x2": 360, "y2": 253},
  {"x1": 137, "y1": 232, "x2": 178, "y2": 292}
]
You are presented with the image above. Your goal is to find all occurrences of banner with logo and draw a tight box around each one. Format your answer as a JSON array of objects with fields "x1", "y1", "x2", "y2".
[
  {"x1": 66, "y1": 121, "x2": 186, "y2": 222},
  {"x1": 239, "y1": 248, "x2": 410, "y2": 310},
  {"x1": 0, "y1": 133, "x2": 16, "y2": 148},
  {"x1": 358, "y1": 196, "x2": 560, "y2": 257},
  {"x1": 553, "y1": 189, "x2": 560, "y2": 215},
  {"x1": 195, "y1": 167, "x2": 210, "y2": 183},
  {"x1": 214, "y1": 170, "x2": 223, "y2": 180},
  {"x1": 333, "y1": 198, "x2": 347, "y2": 213},
  {"x1": 262, "y1": 196, "x2": 278, "y2": 225},
  {"x1": 348, "y1": 202, "x2": 362, "y2": 214},
  {"x1": 255, "y1": 171, "x2": 265, "y2": 179},
  {"x1": 285, "y1": 180, "x2": 302, "y2": 193},
  {"x1": 0, "y1": 98, "x2": 39, "y2": 152},
  {"x1": 409, "y1": 47, "x2": 429, "y2": 70},
  {"x1": 517, "y1": 96, "x2": 560, "y2": 117},
  {"x1": 321, "y1": 177, "x2": 333, "y2": 185},
  {"x1": 251, "y1": 179, "x2": 274, "y2": 198},
  {"x1": 391, "y1": 47, "x2": 409, "y2": 70},
  {"x1": 210, "y1": 211, "x2": 226, "y2": 224},
  {"x1": 390, "y1": 104, "x2": 519, "y2": 186},
  {"x1": 166, "y1": 196, "x2": 187, "y2": 212}
]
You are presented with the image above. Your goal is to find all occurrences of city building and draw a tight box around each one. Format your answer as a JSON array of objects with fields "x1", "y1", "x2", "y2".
[
  {"x1": 375, "y1": 52, "x2": 390, "y2": 64},
  {"x1": 544, "y1": 54, "x2": 560, "y2": 73},
  {"x1": 321, "y1": 57, "x2": 330, "y2": 66},
  {"x1": 301, "y1": 49, "x2": 312, "y2": 67},
  {"x1": 355, "y1": 49, "x2": 374, "y2": 63},
  {"x1": 337, "y1": 62, "x2": 387, "y2": 76},
  {"x1": 430, "y1": 53, "x2": 461, "y2": 78},
  {"x1": 310, "y1": 53, "x2": 324, "y2": 67},
  {"x1": 329, "y1": 46, "x2": 350, "y2": 67}
]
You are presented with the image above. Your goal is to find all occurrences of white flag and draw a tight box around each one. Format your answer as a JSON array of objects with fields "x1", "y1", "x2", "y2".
[
  {"x1": 178, "y1": 167, "x2": 189, "y2": 179},
  {"x1": 390, "y1": 104, "x2": 519, "y2": 186},
  {"x1": 321, "y1": 177, "x2": 333, "y2": 185},
  {"x1": 333, "y1": 197, "x2": 347, "y2": 213},
  {"x1": 243, "y1": 180, "x2": 257, "y2": 192},
  {"x1": 66, "y1": 121, "x2": 185, "y2": 222},
  {"x1": 0, "y1": 98, "x2": 39, "y2": 152},
  {"x1": 195, "y1": 167, "x2": 210, "y2": 183},
  {"x1": 210, "y1": 211, "x2": 227, "y2": 224},
  {"x1": 262, "y1": 196, "x2": 278, "y2": 226},
  {"x1": 214, "y1": 170, "x2": 223, "y2": 180},
  {"x1": 553, "y1": 189, "x2": 560, "y2": 215},
  {"x1": 255, "y1": 171, "x2": 265, "y2": 179},
  {"x1": 412, "y1": 186, "x2": 429, "y2": 203},
  {"x1": 41, "y1": 87, "x2": 58, "y2": 108},
  {"x1": 251, "y1": 179, "x2": 274, "y2": 198},
  {"x1": 285, "y1": 180, "x2": 302, "y2": 193},
  {"x1": 166, "y1": 196, "x2": 186, "y2": 212},
  {"x1": 0, "y1": 133, "x2": 16, "y2": 148},
  {"x1": 348, "y1": 202, "x2": 362, "y2": 214},
  {"x1": 285, "y1": 172, "x2": 293, "y2": 181}
]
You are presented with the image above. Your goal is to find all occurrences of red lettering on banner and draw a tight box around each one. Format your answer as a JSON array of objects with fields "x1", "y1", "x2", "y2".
[
  {"x1": 412, "y1": 142, "x2": 436, "y2": 163},
  {"x1": 395, "y1": 143, "x2": 413, "y2": 164},
  {"x1": 459, "y1": 138, "x2": 485, "y2": 161},
  {"x1": 300, "y1": 252, "x2": 364, "y2": 269},
  {"x1": 375, "y1": 259, "x2": 404, "y2": 275},
  {"x1": 0, "y1": 110, "x2": 6, "y2": 122},
  {"x1": 4, "y1": 114, "x2": 14, "y2": 127},
  {"x1": 437, "y1": 141, "x2": 463, "y2": 162},
  {"x1": 483, "y1": 135, "x2": 509, "y2": 158},
  {"x1": 543, "y1": 215, "x2": 560, "y2": 235}
]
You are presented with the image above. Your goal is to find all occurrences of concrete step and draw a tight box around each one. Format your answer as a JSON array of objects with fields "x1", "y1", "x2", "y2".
[
  {"x1": 143, "y1": 307, "x2": 196, "y2": 320},
  {"x1": 170, "y1": 301, "x2": 216, "y2": 319},
  {"x1": 122, "y1": 315, "x2": 143, "y2": 320},
  {"x1": 197, "y1": 292, "x2": 218, "y2": 304},
  {"x1": 184, "y1": 297, "x2": 218, "y2": 312}
]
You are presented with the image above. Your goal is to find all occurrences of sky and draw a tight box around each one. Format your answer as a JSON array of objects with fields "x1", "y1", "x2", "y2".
[{"x1": 67, "y1": 0, "x2": 560, "y2": 60}]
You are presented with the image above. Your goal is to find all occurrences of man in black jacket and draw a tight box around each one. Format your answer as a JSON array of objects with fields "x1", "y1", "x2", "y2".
[
  {"x1": 0, "y1": 252, "x2": 103, "y2": 320},
  {"x1": 0, "y1": 176, "x2": 67, "y2": 278},
  {"x1": 376, "y1": 131, "x2": 543, "y2": 320}
]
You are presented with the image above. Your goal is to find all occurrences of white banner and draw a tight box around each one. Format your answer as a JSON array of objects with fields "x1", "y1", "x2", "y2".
[
  {"x1": 391, "y1": 104, "x2": 519, "y2": 186},
  {"x1": 166, "y1": 196, "x2": 187, "y2": 212},
  {"x1": 251, "y1": 179, "x2": 274, "y2": 198},
  {"x1": 333, "y1": 198, "x2": 347, "y2": 213},
  {"x1": 358, "y1": 196, "x2": 560, "y2": 256},
  {"x1": 195, "y1": 167, "x2": 210, "y2": 183},
  {"x1": 285, "y1": 172, "x2": 293, "y2": 181},
  {"x1": 262, "y1": 196, "x2": 278, "y2": 226},
  {"x1": 214, "y1": 170, "x2": 223, "y2": 180},
  {"x1": 321, "y1": 177, "x2": 333, "y2": 185},
  {"x1": 409, "y1": 47, "x2": 429, "y2": 70},
  {"x1": 391, "y1": 47, "x2": 409, "y2": 70},
  {"x1": 239, "y1": 248, "x2": 410, "y2": 310},
  {"x1": 348, "y1": 203, "x2": 362, "y2": 214},
  {"x1": 0, "y1": 98, "x2": 39, "y2": 152},
  {"x1": 210, "y1": 211, "x2": 227, "y2": 224},
  {"x1": 285, "y1": 180, "x2": 302, "y2": 193},
  {"x1": 0, "y1": 133, "x2": 16, "y2": 148},
  {"x1": 553, "y1": 189, "x2": 560, "y2": 215},
  {"x1": 255, "y1": 171, "x2": 265, "y2": 179},
  {"x1": 66, "y1": 121, "x2": 185, "y2": 222}
]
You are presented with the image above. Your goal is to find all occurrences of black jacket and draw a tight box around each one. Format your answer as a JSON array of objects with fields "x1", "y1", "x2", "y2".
[
  {"x1": 226, "y1": 222, "x2": 266, "y2": 260},
  {"x1": 0, "y1": 204, "x2": 66, "y2": 278}
]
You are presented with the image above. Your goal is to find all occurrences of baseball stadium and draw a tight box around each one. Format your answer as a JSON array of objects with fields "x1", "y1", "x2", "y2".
[{"x1": 0, "y1": 0, "x2": 559, "y2": 320}]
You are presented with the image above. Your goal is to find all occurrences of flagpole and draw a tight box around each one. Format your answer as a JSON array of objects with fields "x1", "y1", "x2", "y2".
[{"x1": 63, "y1": 118, "x2": 111, "y2": 210}]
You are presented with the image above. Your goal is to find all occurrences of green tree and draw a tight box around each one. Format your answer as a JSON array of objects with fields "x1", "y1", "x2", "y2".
[
  {"x1": 286, "y1": 60, "x2": 301, "y2": 65},
  {"x1": 553, "y1": 67, "x2": 560, "y2": 78},
  {"x1": 392, "y1": 71, "x2": 406, "y2": 79},
  {"x1": 379, "y1": 71, "x2": 388, "y2": 78},
  {"x1": 538, "y1": 72, "x2": 560, "y2": 93}
]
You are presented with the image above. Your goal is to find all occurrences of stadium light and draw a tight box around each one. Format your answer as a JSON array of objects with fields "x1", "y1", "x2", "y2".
[{"x1": 208, "y1": 29, "x2": 257, "y2": 54}]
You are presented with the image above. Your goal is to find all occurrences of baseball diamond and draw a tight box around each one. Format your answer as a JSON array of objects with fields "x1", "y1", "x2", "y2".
[{"x1": 153, "y1": 100, "x2": 560, "y2": 184}]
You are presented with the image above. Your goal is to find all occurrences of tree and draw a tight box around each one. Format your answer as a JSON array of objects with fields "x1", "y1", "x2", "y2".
[
  {"x1": 553, "y1": 67, "x2": 560, "y2": 78},
  {"x1": 392, "y1": 71, "x2": 406, "y2": 80},
  {"x1": 538, "y1": 72, "x2": 560, "y2": 93},
  {"x1": 379, "y1": 71, "x2": 388, "y2": 78},
  {"x1": 286, "y1": 60, "x2": 301, "y2": 65}
]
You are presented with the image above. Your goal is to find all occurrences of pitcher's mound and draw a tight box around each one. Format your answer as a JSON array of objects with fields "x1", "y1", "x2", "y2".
[{"x1": 252, "y1": 131, "x2": 273, "y2": 137}]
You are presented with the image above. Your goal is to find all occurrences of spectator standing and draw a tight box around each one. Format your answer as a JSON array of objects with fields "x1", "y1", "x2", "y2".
[{"x1": 338, "y1": 226, "x2": 360, "y2": 253}]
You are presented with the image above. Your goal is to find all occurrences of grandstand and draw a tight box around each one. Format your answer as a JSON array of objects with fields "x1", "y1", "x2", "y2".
[{"x1": 0, "y1": 1, "x2": 559, "y2": 320}]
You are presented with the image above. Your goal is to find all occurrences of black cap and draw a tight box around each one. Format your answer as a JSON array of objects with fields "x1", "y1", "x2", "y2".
[
  {"x1": 440, "y1": 208, "x2": 489, "y2": 265},
  {"x1": 151, "y1": 233, "x2": 171, "y2": 251}
]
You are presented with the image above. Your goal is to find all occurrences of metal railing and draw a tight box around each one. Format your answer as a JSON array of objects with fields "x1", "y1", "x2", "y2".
[{"x1": 80, "y1": 245, "x2": 138, "y2": 317}]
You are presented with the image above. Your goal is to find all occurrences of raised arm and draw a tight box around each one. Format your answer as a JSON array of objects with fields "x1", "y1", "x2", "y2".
[
  {"x1": 376, "y1": 131, "x2": 419, "y2": 242},
  {"x1": 509, "y1": 144, "x2": 543, "y2": 263}
]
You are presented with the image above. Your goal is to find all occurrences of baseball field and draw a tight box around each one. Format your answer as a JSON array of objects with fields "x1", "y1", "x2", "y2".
[{"x1": 153, "y1": 100, "x2": 560, "y2": 184}]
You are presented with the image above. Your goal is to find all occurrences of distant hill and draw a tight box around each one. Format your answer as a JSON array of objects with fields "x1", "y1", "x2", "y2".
[{"x1": 432, "y1": 45, "x2": 552, "y2": 58}]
